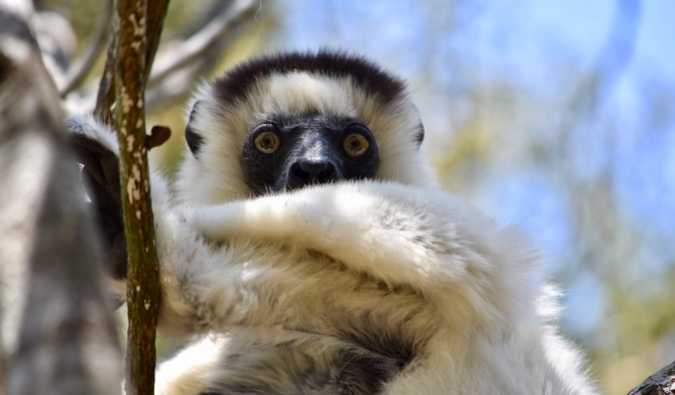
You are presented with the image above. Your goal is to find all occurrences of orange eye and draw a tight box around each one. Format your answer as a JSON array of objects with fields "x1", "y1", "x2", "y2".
[
  {"x1": 254, "y1": 131, "x2": 280, "y2": 154},
  {"x1": 343, "y1": 133, "x2": 370, "y2": 157}
]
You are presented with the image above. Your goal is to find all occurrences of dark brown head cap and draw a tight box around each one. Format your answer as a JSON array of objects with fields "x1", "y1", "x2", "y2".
[{"x1": 213, "y1": 49, "x2": 407, "y2": 106}]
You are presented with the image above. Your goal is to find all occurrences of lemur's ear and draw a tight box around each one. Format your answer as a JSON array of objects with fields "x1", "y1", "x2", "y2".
[
  {"x1": 414, "y1": 122, "x2": 425, "y2": 147},
  {"x1": 409, "y1": 103, "x2": 424, "y2": 148},
  {"x1": 185, "y1": 100, "x2": 205, "y2": 157}
]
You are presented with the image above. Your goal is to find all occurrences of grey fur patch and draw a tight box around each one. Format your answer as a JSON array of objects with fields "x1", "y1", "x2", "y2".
[{"x1": 203, "y1": 337, "x2": 401, "y2": 394}]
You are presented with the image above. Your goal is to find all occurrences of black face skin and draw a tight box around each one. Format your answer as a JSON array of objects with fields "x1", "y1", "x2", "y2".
[{"x1": 240, "y1": 113, "x2": 380, "y2": 196}]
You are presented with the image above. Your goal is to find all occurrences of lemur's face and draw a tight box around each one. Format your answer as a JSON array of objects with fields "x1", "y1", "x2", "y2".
[
  {"x1": 240, "y1": 113, "x2": 380, "y2": 195},
  {"x1": 177, "y1": 51, "x2": 433, "y2": 205}
]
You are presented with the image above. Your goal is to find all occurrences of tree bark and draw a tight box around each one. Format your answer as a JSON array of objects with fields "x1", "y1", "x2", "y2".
[
  {"x1": 95, "y1": 0, "x2": 169, "y2": 125},
  {"x1": 0, "y1": 9, "x2": 122, "y2": 395},
  {"x1": 628, "y1": 360, "x2": 675, "y2": 395},
  {"x1": 111, "y1": 0, "x2": 167, "y2": 394}
]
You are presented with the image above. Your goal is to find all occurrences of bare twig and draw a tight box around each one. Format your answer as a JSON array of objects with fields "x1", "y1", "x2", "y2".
[
  {"x1": 145, "y1": 0, "x2": 257, "y2": 110},
  {"x1": 170, "y1": 0, "x2": 235, "y2": 39},
  {"x1": 93, "y1": 19, "x2": 117, "y2": 125},
  {"x1": 148, "y1": 0, "x2": 257, "y2": 87},
  {"x1": 84, "y1": 0, "x2": 255, "y2": 114},
  {"x1": 95, "y1": 0, "x2": 169, "y2": 126},
  {"x1": 58, "y1": 0, "x2": 112, "y2": 96},
  {"x1": 145, "y1": 19, "x2": 250, "y2": 110}
]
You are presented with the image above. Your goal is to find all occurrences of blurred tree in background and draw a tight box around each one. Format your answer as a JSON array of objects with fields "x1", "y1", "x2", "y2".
[{"x1": 32, "y1": 0, "x2": 675, "y2": 393}]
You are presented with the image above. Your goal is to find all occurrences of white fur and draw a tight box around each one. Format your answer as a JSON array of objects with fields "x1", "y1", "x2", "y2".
[
  {"x1": 67, "y1": 56, "x2": 597, "y2": 394},
  {"x1": 176, "y1": 72, "x2": 436, "y2": 206},
  {"x1": 182, "y1": 181, "x2": 597, "y2": 394},
  {"x1": 65, "y1": 114, "x2": 119, "y2": 152},
  {"x1": 155, "y1": 335, "x2": 228, "y2": 395}
]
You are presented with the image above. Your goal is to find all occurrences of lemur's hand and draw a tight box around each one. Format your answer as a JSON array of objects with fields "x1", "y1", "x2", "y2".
[{"x1": 66, "y1": 116, "x2": 127, "y2": 284}]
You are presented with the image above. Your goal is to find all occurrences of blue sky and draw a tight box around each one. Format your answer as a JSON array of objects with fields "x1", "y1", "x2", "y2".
[{"x1": 273, "y1": 0, "x2": 674, "y2": 82}]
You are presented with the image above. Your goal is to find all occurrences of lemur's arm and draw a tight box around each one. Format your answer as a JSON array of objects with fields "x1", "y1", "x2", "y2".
[
  {"x1": 66, "y1": 115, "x2": 441, "y2": 339},
  {"x1": 187, "y1": 182, "x2": 493, "y2": 295},
  {"x1": 67, "y1": 116, "x2": 126, "y2": 283}
]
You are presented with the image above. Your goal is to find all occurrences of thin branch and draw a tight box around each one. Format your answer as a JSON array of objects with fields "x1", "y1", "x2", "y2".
[
  {"x1": 144, "y1": 0, "x2": 170, "y2": 82},
  {"x1": 148, "y1": 0, "x2": 257, "y2": 87},
  {"x1": 58, "y1": 0, "x2": 112, "y2": 96},
  {"x1": 110, "y1": 0, "x2": 169, "y2": 393},
  {"x1": 95, "y1": 0, "x2": 169, "y2": 126},
  {"x1": 93, "y1": 20, "x2": 117, "y2": 125},
  {"x1": 146, "y1": 17, "x2": 251, "y2": 110},
  {"x1": 84, "y1": 0, "x2": 255, "y2": 114},
  {"x1": 169, "y1": 0, "x2": 235, "y2": 39}
]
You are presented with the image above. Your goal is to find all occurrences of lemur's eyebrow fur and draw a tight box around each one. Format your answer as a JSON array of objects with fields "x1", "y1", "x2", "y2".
[{"x1": 213, "y1": 50, "x2": 407, "y2": 105}]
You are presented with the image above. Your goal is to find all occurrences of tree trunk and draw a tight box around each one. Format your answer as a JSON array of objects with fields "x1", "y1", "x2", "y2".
[{"x1": 0, "y1": 9, "x2": 122, "y2": 395}]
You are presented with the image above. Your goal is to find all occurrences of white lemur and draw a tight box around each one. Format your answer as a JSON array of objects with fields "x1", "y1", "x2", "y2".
[{"x1": 67, "y1": 50, "x2": 597, "y2": 394}]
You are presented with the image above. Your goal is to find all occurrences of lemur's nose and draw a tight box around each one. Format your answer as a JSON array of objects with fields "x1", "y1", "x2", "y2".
[{"x1": 287, "y1": 158, "x2": 338, "y2": 189}]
